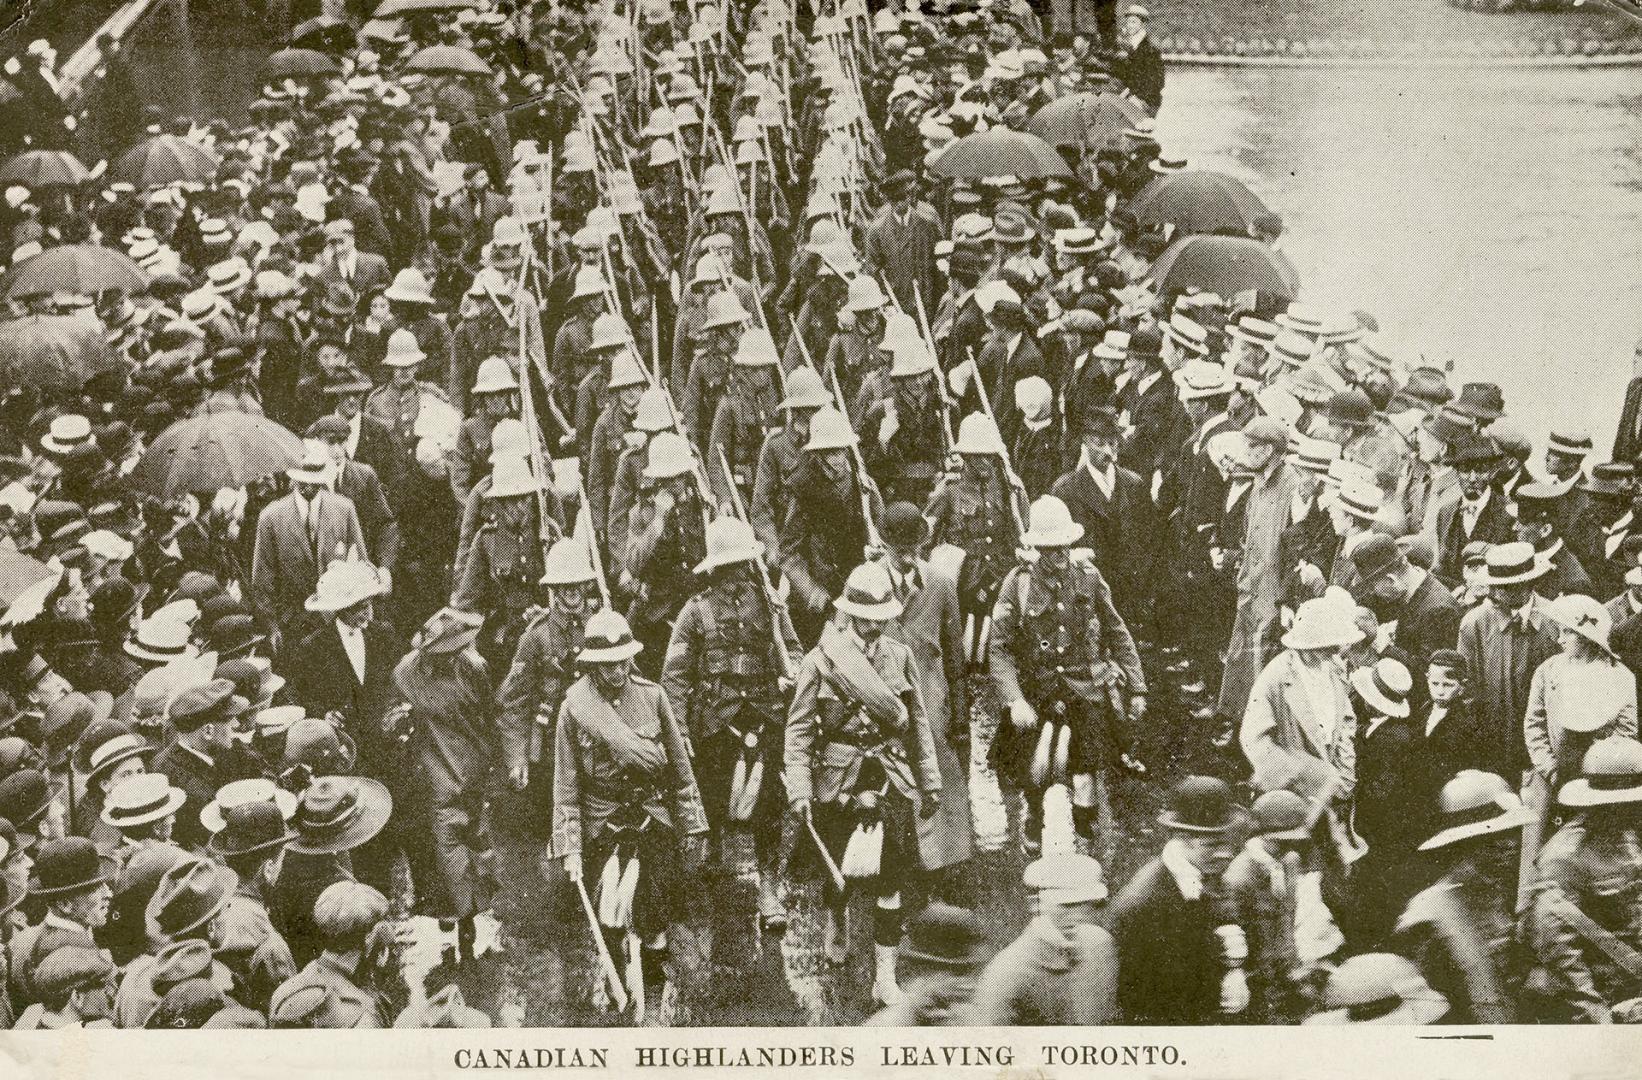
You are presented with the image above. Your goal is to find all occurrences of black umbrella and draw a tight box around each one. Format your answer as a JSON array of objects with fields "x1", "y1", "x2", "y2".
[{"x1": 1149, "y1": 234, "x2": 1300, "y2": 301}]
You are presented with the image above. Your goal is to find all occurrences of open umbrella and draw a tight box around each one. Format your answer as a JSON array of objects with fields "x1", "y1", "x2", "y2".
[
  {"x1": 2, "y1": 244, "x2": 149, "y2": 298},
  {"x1": 113, "y1": 134, "x2": 220, "y2": 189},
  {"x1": 263, "y1": 47, "x2": 340, "y2": 80},
  {"x1": 291, "y1": 14, "x2": 358, "y2": 53},
  {"x1": 1028, "y1": 92, "x2": 1146, "y2": 151},
  {"x1": 375, "y1": 0, "x2": 477, "y2": 14},
  {"x1": 0, "y1": 150, "x2": 90, "y2": 188},
  {"x1": 0, "y1": 314, "x2": 119, "y2": 396},
  {"x1": 0, "y1": 543, "x2": 52, "y2": 611},
  {"x1": 928, "y1": 127, "x2": 1072, "y2": 180},
  {"x1": 1130, "y1": 170, "x2": 1273, "y2": 237},
  {"x1": 406, "y1": 45, "x2": 493, "y2": 77},
  {"x1": 133, "y1": 412, "x2": 305, "y2": 500},
  {"x1": 1149, "y1": 234, "x2": 1300, "y2": 301}
]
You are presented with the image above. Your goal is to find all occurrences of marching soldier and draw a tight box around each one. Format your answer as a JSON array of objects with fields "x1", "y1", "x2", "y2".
[
  {"x1": 989, "y1": 495, "x2": 1147, "y2": 858},
  {"x1": 779, "y1": 406, "x2": 885, "y2": 646},
  {"x1": 683, "y1": 291, "x2": 750, "y2": 452},
  {"x1": 497, "y1": 539, "x2": 601, "y2": 849},
  {"x1": 620, "y1": 432, "x2": 709, "y2": 675},
  {"x1": 451, "y1": 356, "x2": 522, "y2": 505},
  {"x1": 452, "y1": 455, "x2": 559, "y2": 670},
  {"x1": 926, "y1": 413, "x2": 1027, "y2": 669},
  {"x1": 661, "y1": 516, "x2": 801, "y2": 932},
  {"x1": 606, "y1": 388, "x2": 679, "y2": 582},
  {"x1": 584, "y1": 348, "x2": 651, "y2": 556},
  {"x1": 708, "y1": 327, "x2": 783, "y2": 507},
  {"x1": 859, "y1": 325, "x2": 948, "y2": 510},
  {"x1": 365, "y1": 329, "x2": 452, "y2": 450},
  {"x1": 749, "y1": 365, "x2": 832, "y2": 558},
  {"x1": 785, "y1": 561, "x2": 942, "y2": 1008},
  {"x1": 556, "y1": 610, "x2": 708, "y2": 1009},
  {"x1": 826, "y1": 274, "x2": 889, "y2": 414}
]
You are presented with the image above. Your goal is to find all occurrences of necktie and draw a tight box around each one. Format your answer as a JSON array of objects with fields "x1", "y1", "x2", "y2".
[{"x1": 308, "y1": 503, "x2": 320, "y2": 562}]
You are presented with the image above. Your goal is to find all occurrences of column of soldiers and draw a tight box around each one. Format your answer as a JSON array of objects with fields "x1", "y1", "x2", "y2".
[{"x1": 1, "y1": 0, "x2": 1641, "y2": 1032}]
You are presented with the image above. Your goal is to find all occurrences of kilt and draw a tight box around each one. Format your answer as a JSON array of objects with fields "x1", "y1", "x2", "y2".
[
  {"x1": 693, "y1": 709, "x2": 787, "y2": 857},
  {"x1": 584, "y1": 815, "x2": 687, "y2": 940},
  {"x1": 808, "y1": 755, "x2": 920, "y2": 899}
]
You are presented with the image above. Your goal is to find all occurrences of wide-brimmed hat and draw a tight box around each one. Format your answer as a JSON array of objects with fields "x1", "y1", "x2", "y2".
[
  {"x1": 124, "y1": 616, "x2": 197, "y2": 664},
  {"x1": 1021, "y1": 495, "x2": 1084, "y2": 548},
  {"x1": 289, "y1": 775, "x2": 392, "y2": 855},
  {"x1": 305, "y1": 559, "x2": 387, "y2": 613},
  {"x1": 898, "y1": 902, "x2": 987, "y2": 971},
  {"x1": 286, "y1": 445, "x2": 337, "y2": 486},
  {"x1": 1158, "y1": 775, "x2": 1240, "y2": 834},
  {"x1": 146, "y1": 854, "x2": 238, "y2": 941},
  {"x1": 30, "y1": 837, "x2": 116, "y2": 898},
  {"x1": 207, "y1": 798, "x2": 298, "y2": 859},
  {"x1": 1022, "y1": 852, "x2": 1108, "y2": 905},
  {"x1": 1419, "y1": 769, "x2": 1532, "y2": 851},
  {"x1": 1477, "y1": 541, "x2": 1550, "y2": 586},
  {"x1": 1351, "y1": 657, "x2": 1413, "y2": 719},
  {"x1": 1546, "y1": 592, "x2": 1615, "y2": 659},
  {"x1": 578, "y1": 609, "x2": 644, "y2": 663},
  {"x1": 694, "y1": 516, "x2": 765, "y2": 573},
  {"x1": 1173, "y1": 358, "x2": 1232, "y2": 401},
  {"x1": 201, "y1": 777, "x2": 297, "y2": 836},
  {"x1": 1304, "y1": 953, "x2": 1448, "y2": 1026},
  {"x1": 1559, "y1": 736, "x2": 1642, "y2": 808},
  {"x1": 1282, "y1": 595, "x2": 1366, "y2": 651},
  {"x1": 834, "y1": 561, "x2": 903, "y2": 621},
  {"x1": 102, "y1": 772, "x2": 187, "y2": 830}
]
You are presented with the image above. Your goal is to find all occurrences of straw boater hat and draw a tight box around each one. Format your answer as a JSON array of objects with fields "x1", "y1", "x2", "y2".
[
  {"x1": 578, "y1": 609, "x2": 644, "y2": 663},
  {"x1": 101, "y1": 772, "x2": 187, "y2": 830},
  {"x1": 1282, "y1": 595, "x2": 1366, "y2": 652},
  {"x1": 201, "y1": 777, "x2": 298, "y2": 836},
  {"x1": 41, "y1": 414, "x2": 93, "y2": 455},
  {"x1": 1418, "y1": 770, "x2": 1533, "y2": 851},
  {"x1": 1020, "y1": 495, "x2": 1084, "y2": 548},
  {"x1": 1304, "y1": 953, "x2": 1448, "y2": 1026},
  {"x1": 125, "y1": 616, "x2": 197, "y2": 664},
  {"x1": 305, "y1": 559, "x2": 387, "y2": 613},
  {"x1": 694, "y1": 516, "x2": 765, "y2": 574},
  {"x1": 1559, "y1": 736, "x2": 1642, "y2": 808},
  {"x1": 834, "y1": 561, "x2": 903, "y2": 622},
  {"x1": 1351, "y1": 657, "x2": 1413, "y2": 719}
]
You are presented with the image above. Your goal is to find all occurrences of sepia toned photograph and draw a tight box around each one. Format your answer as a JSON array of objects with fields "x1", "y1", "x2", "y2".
[{"x1": 0, "y1": 0, "x2": 1639, "y2": 1065}]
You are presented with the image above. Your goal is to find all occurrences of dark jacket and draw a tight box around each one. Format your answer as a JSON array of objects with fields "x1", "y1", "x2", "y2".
[
  {"x1": 1113, "y1": 34, "x2": 1166, "y2": 111},
  {"x1": 1109, "y1": 855, "x2": 1229, "y2": 1024}
]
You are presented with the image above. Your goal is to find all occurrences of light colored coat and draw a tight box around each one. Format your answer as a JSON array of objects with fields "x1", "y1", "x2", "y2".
[
  {"x1": 1218, "y1": 459, "x2": 1300, "y2": 719},
  {"x1": 1240, "y1": 648, "x2": 1357, "y2": 803}
]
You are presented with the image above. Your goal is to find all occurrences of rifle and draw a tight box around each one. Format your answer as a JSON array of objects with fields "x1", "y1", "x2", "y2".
[
  {"x1": 656, "y1": 377, "x2": 720, "y2": 535},
  {"x1": 717, "y1": 445, "x2": 794, "y2": 682},
  {"x1": 515, "y1": 283, "x2": 561, "y2": 560},
  {"x1": 577, "y1": 500, "x2": 611, "y2": 608},
  {"x1": 906, "y1": 280, "x2": 955, "y2": 456},
  {"x1": 825, "y1": 360, "x2": 884, "y2": 552}
]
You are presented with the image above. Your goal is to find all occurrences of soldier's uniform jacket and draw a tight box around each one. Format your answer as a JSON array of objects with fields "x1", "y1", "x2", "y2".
[
  {"x1": 860, "y1": 391, "x2": 946, "y2": 498},
  {"x1": 749, "y1": 424, "x2": 806, "y2": 554},
  {"x1": 365, "y1": 379, "x2": 448, "y2": 447},
  {"x1": 450, "y1": 414, "x2": 495, "y2": 505},
  {"x1": 452, "y1": 501, "x2": 555, "y2": 630},
  {"x1": 1526, "y1": 820, "x2": 1642, "y2": 1023},
  {"x1": 552, "y1": 674, "x2": 708, "y2": 856},
  {"x1": 586, "y1": 402, "x2": 634, "y2": 537},
  {"x1": 661, "y1": 577, "x2": 800, "y2": 743},
  {"x1": 989, "y1": 557, "x2": 1146, "y2": 714},
  {"x1": 825, "y1": 326, "x2": 881, "y2": 415},
  {"x1": 605, "y1": 438, "x2": 650, "y2": 569},
  {"x1": 551, "y1": 310, "x2": 594, "y2": 396},
  {"x1": 214, "y1": 880, "x2": 298, "y2": 1015},
  {"x1": 708, "y1": 374, "x2": 780, "y2": 501},
  {"x1": 622, "y1": 494, "x2": 707, "y2": 629},
  {"x1": 682, "y1": 343, "x2": 733, "y2": 450},
  {"x1": 783, "y1": 630, "x2": 941, "y2": 806},
  {"x1": 779, "y1": 459, "x2": 884, "y2": 610},
  {"x1": 450, "y1": 306, "x2": 515, "y2": 412},
  {"x1": 927, "y1": 471, "x2": 1023, "y2": 611},
  {"x1": 269, "y1": 952, "x2": 387, "y2": 1028},
  {"x1": 1394, "y1": 874, "x2": 1520, "y2": 1024},
  {"x1": 498, "y1": 604, "x2": 590, "y2": 772}
]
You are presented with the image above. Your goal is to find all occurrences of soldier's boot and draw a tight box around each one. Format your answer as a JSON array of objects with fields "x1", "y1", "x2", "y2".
[
  {"x1": 757, "y1": 871, "x2": 787, "y2": 934},
  {"x1": 871, "y1": 894, "x2": 905, "y2": 1006},
  {"x1": 641, "y1": 932, "x2": 669, "y2": 992},
  {"x1": 823, "y1": 901, "x2": 850, "y2": 965},
  {"x1": 1071, "y1": 803, "x2": 1098, "y2": 857}
]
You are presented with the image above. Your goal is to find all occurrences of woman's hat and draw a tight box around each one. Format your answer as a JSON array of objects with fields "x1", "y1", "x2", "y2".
[
  {"x1": 415, "y1": 607, "x2": 483, "y2": 655},
  {"x1": 289, "y1": 776, "x2": 393, "y2": 855},
  {"x1": 29, "y1": 836, "x2": 116, "y2": 898},
  {"x1": 80, "y1": 722, "x2": 150, "y2": 780},
  {"x1": 1419, "y1": 770, "x2": 1533, "y2": 850},
  {"x1": 101, "y1": 772, "x2": 187, "y2": 830},
  {"x1": 1281, "y1": 595, "x2": 1366, "y2": 652},
  {"x1": 897, "y1": 902, "x2": 987, "y2": 971},
  {"x1": 305, "y1": 558, "x2": 387, "y2": 613},
  {"x1": 1158, "y1": 775, "x2": 1240, "y2": 834},
  {"x1": 145, "y1": 855, "x2": 238, "y2": 941},
  {"x1": 1351, "y1": 657, "x2": 1412, "y2": 719},
  {"x1": 834, "y1": 561, "x2": 903, "y2": 621},
  {"x1": 208, "y1": 798, "x2": 299, "y2": 859},
  {"x1": 1546, "y1": 592, "x2": 1615, "y2": 658},
  {"x1": 1304, "y1": 953, "x2": 1447, "y2": 1025},
  {"x1": 578, "y1": 609, "x2": 644, "y2": 663},
  {"x1": 201, "y1": 777, "x2": 297, "y2": 836},
  {"x1": 694, "y1": 515, "x2": 765, "y2": 574},
  {"x1": 1021, "y1": 495, "x2": 1084, "y2": 548}
]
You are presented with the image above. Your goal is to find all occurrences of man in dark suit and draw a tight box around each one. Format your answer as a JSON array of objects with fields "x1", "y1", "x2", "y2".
[
  {"x1": 935, "y1": 248, "x2": 990, "y2": 379},
  {"x1": 151, "y1": 679, "x2": 252, "y2": 851},
  {"x1": 328, "y1": 149, "x2": 395, "y2": 259},
  {"x1": 1352, "y1": 533, "x2": 1462, "y2": 705},
  {"x1": 312, "y1": 219, "x2": 390, "y2": 309},
  {"x1": 1051, "y1": 407, "x2": 1153, "y2": 617},
  {"x1": 864, "y1": 170, "x2": 943, "y2": 315},
  {"x1": 1111, "y1": 6, "x2": 1165, "y2": 112},
  {"x1": 1115, "y1": 328, "x2": 1186, "y2": 491},
  {"x1": 308, "y1": 416, "x2": 399, "y2": 574},
  {"x1": 1434, "y1": 436, "x2": 1515, "y2": 584},
  {"x1": 432, "y1": 162, "x2": 511, "y2": 262},
  {"x1": 321, "y1": 367, "x2": 404, "y2": 503},
  {"x1": 970, "y1": 298, "x2": 1046, "y2": 450},
  {"x1": 250, "y1": 450, "x2": 369, "y2": 631},
  {"x1": 1514, "y1": 482, "x2": 1595, "y2": 599}
]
